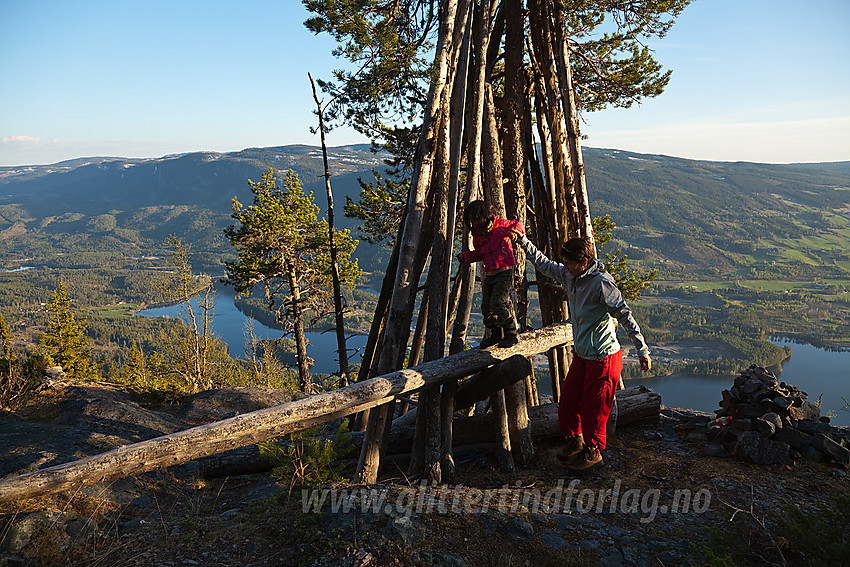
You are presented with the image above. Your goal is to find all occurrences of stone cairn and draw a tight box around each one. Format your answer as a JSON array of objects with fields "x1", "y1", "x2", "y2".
[{"x1": 678, "y1": 365, "x2": 849, "y2": 468}]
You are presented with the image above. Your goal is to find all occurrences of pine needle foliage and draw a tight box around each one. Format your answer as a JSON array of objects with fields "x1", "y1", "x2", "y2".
[{"x1": 37, "y1": 280, "x2": 97, "y2": 380}]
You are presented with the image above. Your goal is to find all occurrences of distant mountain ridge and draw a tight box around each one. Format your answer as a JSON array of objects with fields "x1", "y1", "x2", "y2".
[
  {"x1": 1, "y1": 144, "x2": 848, "y2": 275},
  {"x1": 0, "y1": 144, "x2": 382, "y2": 212}
]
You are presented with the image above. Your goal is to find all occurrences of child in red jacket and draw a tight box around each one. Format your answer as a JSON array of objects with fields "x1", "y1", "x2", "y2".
[{"x1": 456, "y1": 200, "x2": 524, "y2": 348}]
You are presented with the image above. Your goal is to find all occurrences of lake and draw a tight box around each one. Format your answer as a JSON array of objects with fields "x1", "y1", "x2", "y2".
[
  {"x1": 138, "y1": 293, "x2": 850, "y2": 426},
  {"x1": 624, "y1": 340, "x2": 850, "y2": 426},
  {"x1": 136, "y1": 287, "x2": 368, "y2": 375}
]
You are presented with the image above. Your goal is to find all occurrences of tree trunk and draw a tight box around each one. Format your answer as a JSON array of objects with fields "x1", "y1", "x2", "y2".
[
  {"x1": 463, "y1": 0, "x2": 499, "y2": 205},
  {"x1": 354, "y1": 0, "x2": 464, "y2": 486},
  {"x1": 286, "y1": 260, "x2": 312, "y2": 392},
  {"x1": 501, "y1": 0, "x2": 526, "y2": 223},
  {"x1": 351, "y1": 234, "x2": 400, "y2": 431},
  {"x1": 309, "y1": 72, "x2": 350, "y2": 387},
  {"x1": 198, "y1": 387, "x2": 660, "y2": 479},
  {"x1": 454, "y1": 354, "x2": 532, "y2": 410},
  {"x1": 490, "y1": 389, "x2": 515, "y2": 472},
  {"x1": 504, "y1": 380, "x2": 535, "y2": 465},
  {"x1": 481, "y1": 84, "x2": 504, "y2": 213},
  {"x1": 552, "y1": 2, "x2": 594, "y2": 246},
  {"x1": 438, "y1": 1, "x2": 474, "y2": 482}
]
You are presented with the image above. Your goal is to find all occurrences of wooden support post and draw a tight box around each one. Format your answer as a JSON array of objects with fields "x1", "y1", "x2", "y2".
[
  {"x1": 504, "y1": 380, "x2": 535, "y2": 465},
  {"x1": 490, "y1": 389, "x2": 515, "y2": 472}
]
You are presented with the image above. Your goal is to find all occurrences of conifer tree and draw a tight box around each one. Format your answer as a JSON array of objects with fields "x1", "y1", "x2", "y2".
[
  {"x1": 37, "y1": 281, "x2": 97, "y2": 380},
  {"x1": 225, "y1": 168, "x2": 360, "y2": 392},
  {"x1": 0, "y1": 312, "x2": 15, "y2": 380},
  {"x1": 593, "y1": 214, "x2": 657, "y2": 300},
  {"x1": 125, "y1": 340, "x2": 148, "y2": 384}
]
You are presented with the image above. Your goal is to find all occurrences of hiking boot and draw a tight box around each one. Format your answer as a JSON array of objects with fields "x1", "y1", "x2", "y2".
[
  {"x1": 497, "y1": 328, "x2": 518, "y2": 348},
  {"x1": 479, "y1": 327, "x2": 502, "y2": 348},
  {"x1": 567, "y1": 444, "x2": 604, "y2": 475},
  {"x1": 556, "y1": 434, "x2": 584, "y2": 462}
]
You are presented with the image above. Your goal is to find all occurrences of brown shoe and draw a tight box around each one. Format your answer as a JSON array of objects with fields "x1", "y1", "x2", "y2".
[
  {"x1": 556, "y1": 434, "x2": 584, "y2": 462},
  {"x1": 567, "y1": 444, "x2": 604, "y2": 475}
]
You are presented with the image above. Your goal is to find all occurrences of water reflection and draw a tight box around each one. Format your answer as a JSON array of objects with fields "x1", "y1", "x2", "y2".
[
  {"x1": 624, "y1": 340, "x2": 850, "y2": 426},
  {"x1": 137, "y1": 289, "x2": 367, "y2": 375}
]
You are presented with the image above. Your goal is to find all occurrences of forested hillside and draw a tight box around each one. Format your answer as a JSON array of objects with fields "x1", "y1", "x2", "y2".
[
  {"x1": 2, "y1": 145, "x2": 848, "y2": 277},
  {"x1": 589, "y1": 150, "x2": 850, "y2": 278},
  {"x1": 0, "y1": 145, "x2": 387, "y2": 272},
  {"x1": 0, "y1": 145, "x2": 848, "y2": 385}
]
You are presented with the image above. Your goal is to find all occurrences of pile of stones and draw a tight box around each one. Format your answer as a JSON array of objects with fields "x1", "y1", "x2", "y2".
[{"x1": 678, "y1": 365, "x2": 850, "y2": 468}]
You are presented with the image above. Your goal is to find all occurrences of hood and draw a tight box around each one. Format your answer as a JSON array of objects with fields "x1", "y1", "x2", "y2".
[{"x1": 579, "y1": 258, "x2": 606, "y2": 278}]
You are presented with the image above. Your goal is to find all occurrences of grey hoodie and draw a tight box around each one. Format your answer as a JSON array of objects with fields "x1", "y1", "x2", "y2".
[{"x1": 519, "y1": 235, "x2": 649, "y2": 360}]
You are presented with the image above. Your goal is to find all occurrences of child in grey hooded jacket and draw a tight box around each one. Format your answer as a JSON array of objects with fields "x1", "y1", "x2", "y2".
[{"x1": 517, "y1": 233, "x2": 651, "y2": 473}]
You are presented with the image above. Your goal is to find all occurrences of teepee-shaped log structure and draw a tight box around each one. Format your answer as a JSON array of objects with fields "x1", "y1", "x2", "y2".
[{"x1": 353, "y1": 0, "x2": 598, "y2": 485}]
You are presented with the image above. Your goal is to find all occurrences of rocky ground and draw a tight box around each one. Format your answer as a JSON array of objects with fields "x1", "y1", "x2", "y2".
[{"x1": 1, "y1": 377, "x2": 848, "y2": 567}]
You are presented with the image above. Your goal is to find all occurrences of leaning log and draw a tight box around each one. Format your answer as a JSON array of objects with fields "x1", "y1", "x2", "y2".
[
  {"x1": 454, "y1": 354, "x2": 532, "y2": 410},
  {"x1": 0, "y1": 324, "x2": 572, "y2": 504},
  {"x1": 199, "y1": 386, "x2": 660, "y2": 478}
]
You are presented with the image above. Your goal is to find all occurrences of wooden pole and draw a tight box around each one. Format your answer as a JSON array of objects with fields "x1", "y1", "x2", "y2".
[
  {"x1": 309, "y1": 72, "x2": 350, "y2": 388},
  {"x1": 354, "y1": 0, "x2": 463, "y2": 486}
]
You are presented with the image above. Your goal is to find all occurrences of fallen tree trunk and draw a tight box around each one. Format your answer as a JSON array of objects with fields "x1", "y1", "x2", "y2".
[
  {"x1": 199, "y1": 386, "x2": 660, "y2": 478},
  {"x1": 380, "y1": 385, "x2": 660, "y2": 452},
  {"x1": 200, "y1": 356, "x2": 532, "y2": 479},
  {"x1": 0, "y1": 324, "x2": 572, "y2": 503},
  {"x1": 454, "y1": 354, "x2": 532, "y2": 410}
]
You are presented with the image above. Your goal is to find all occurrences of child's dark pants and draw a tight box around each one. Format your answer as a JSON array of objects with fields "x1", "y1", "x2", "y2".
[{"x1": 481, "y1": 269, "x2": 515, "y2": 330}]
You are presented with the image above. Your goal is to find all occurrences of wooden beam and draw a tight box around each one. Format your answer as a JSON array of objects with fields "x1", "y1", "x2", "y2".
[{"x1": 0, "y1": 323, "x2": 572, "y2": 504}]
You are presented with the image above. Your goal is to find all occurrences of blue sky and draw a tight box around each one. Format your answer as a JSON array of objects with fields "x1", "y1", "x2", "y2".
[{"x1": 1, "y1": 0, "x2": 848, "y2": 167}]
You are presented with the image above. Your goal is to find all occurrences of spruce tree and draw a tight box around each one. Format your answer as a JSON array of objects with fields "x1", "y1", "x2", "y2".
[{"x1": 37, "y1": 281, "x2": 97, "y2": 380}]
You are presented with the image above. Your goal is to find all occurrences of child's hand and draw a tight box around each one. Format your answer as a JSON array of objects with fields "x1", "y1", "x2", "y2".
[{"x1": 509, "y1": 229, "x2": 523, "y2": 242}]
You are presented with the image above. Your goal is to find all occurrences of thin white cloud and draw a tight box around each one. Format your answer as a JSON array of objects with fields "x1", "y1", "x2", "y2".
[
  {"x1": 587, "y1": 116, "x2": 850, "y2": 163},
  {"x1": 1, "y1": 135, "x2": 46, "y2": 146}
]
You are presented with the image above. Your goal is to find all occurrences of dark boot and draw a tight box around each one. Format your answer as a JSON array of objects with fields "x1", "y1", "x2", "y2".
[
  {"x1": 567, "y1": 444, "x2": 604, "y2": 475},
  {"x1": 479, "y1": 327, "x2": 502, "y2": 348},
  {"x1": 556, "y1": 434, "x2": 585, "y2": 462},
  {"x1": 497, "y1": 324, "x2": 518, "y2": 347}
]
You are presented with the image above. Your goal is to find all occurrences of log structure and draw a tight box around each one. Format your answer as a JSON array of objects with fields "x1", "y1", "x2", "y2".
[
  {"x1": 197, "y1": 385, "x2": 660, "y2": 479},
  {"x1": 0, "y1": 324, "x2": 571, "y2": 504},
  {"x1": 345, "y1": 0, "x2": 605, "y2": 485}
]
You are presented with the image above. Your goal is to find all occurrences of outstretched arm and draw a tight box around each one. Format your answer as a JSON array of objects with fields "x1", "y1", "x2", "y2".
[
  {"x1": 517, "y1": 235, "x2": 569, "y2": 285},
  {"x1": 600, "y1": 276, "x2": 651, "y2": 369},
  {"x1": 458, "y1": 248, "x2": 483, "y2": 264}
]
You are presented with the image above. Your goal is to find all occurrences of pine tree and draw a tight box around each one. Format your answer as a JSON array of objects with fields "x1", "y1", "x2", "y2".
[
  {"x1": 593, "y1": 214, "x2": 657, "y2": 300},
  {"x1": 225, "y1": 169, "x2": 360, "y2": 392},
  {"x1": 37, "y1": 281, "x2": 97, "y2": 380}
]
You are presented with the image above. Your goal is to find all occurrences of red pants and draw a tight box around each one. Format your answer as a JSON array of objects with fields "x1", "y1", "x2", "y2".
[{"x1": 559, "y1": 350, "x2": 622, "y2": 449}]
